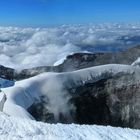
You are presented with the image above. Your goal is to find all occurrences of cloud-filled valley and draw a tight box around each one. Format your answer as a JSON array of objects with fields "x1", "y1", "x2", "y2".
[{"x1": 1, "y1": 23, "x2": 140, "y2": 69}]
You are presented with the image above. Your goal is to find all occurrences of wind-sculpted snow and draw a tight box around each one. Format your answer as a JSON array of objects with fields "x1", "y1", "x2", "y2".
[
  {"x1": 0, "y1": 112, "x2": 140, "y2": 140},
  {"x1": 2, "y1": 64, "x2": 139, "y2": 121},
  {"x1": 132, "y1": 57, "x2": 140, "y2": 67},
  {"x1": 1, "y1": 23, "x2": 140, "y2": 69}
]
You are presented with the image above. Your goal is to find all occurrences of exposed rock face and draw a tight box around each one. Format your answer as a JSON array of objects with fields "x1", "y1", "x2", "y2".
[
  {"x1": 28, "y1": 69, "x2": 140, "y2": 129},
  {"x1": 14, "y1": 66, "x2": 56, "y2": 80},
  {"x1": 1, "y1": 45, "x2": 140, "y2": 81},
  {"x1": 71, "y1": 73, "x2": 140, "y2": 128},
  {"x1": 14, "y1": 45, "x2": 140, "y2": 80},
  {"x1": 0, "y1": 65, "x2": 14, "y2": 80},
  {"x1": 58, "y1": 45, "x2": 140, "y2": 71}
]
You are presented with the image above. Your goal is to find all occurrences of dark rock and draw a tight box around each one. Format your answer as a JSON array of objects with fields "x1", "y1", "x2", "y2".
[
  {"x1": 70, "y1": 73, "x2": 140, "y2": 128},
  {"x1": 14, "y1": 66, "x2": 57, "y2": 80},
  {"x1": 28, "y1": 70, "x2": 140, "y2": 129},
  {"x1": 1, "y1": 44, "x2": 140, "y2": 80},
  {"x1": 14, "y1": 45, "x2": 140, "y2": 80},
  {"x1": 0, "y1": 65, "x2": 14, "y2": 80},
  {"x1": 58, "y1": 45, "x2": 140, "y2": 71}
]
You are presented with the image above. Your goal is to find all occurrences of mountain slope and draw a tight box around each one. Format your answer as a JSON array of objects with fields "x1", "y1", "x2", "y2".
[
  {"x1": 2, "y1": 64, "x2": 140, "y2": 128},
  {"x1": 0, "y1": 112, "x2": 140, "y2": 140}
]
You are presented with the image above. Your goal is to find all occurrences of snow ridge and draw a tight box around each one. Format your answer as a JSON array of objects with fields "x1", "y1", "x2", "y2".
[{"x1": 2, "y1": 64, "x2": 139, "y2": 119}]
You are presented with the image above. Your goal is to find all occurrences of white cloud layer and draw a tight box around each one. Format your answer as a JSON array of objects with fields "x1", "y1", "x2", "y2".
[{"x1": 0, "y1": 23, "x2": 140, "y2": 69}]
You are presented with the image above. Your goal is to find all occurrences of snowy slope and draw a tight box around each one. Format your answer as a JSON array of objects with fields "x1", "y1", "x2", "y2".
[
  {"x1": 2, "y1": 64, "x2": 139, "y2": 120},
  {"x1": 1, "y1": 64, "x2": 140, "y2": 140},
  {"x1": 53, "y1": 56, "x2": 67, "y2": 66},
  {"x1": 132, "y1": 57, "x2": 140, "y2": 67},
  {"x1": 0, "y1": 112, "x2": 139, "y2": 140}
]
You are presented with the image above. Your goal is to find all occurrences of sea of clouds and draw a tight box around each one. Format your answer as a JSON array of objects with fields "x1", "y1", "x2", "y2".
[{"x1": 0, "y1": 23, "x2": 140, "y2": 69}]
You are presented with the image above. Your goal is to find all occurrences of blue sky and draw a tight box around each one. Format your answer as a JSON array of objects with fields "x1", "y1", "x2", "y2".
[{"x1": 0, "y1": 0, "x2": 140, "y2": 26}]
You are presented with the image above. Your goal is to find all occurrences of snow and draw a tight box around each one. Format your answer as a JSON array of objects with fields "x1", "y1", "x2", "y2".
[
  {"x1": 0, "y1": 112, "x2": 139, "y2": 140},
  {"x1": 53, "y1": 57, "x2": 66, "y2": 66},
  {"x1": 0, "y1": 64, "x2": 140, "y2": 139},
  {"x1": 2, "y1": 64, "x2": 139, "y2": 120},
  {"x1": 132, "y1": 57, "x2": 140, "y2": 67}
]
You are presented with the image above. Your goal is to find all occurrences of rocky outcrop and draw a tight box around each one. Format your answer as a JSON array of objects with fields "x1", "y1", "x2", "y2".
[
  {"x1": 14, "y1": 45, "x2": 140, "y2": 80},
  {"x1": 0, "y1": 65, "x2": 14, "y2": 80},
  {"x1": 14, "y1": 66, "x2": 56, "y2": 80},
  {"x1": 57, "y1": 45, "x2": 140, "y2": 71},
  {"x1": 71, "y1": 73, "x2": 140, "y2": 128},
  {"x1": 1, "y1": 45, "x2": 140, "y2": 81},
  {"x1": 27, "y1": 65, "x2": 140, "y2": 129}
]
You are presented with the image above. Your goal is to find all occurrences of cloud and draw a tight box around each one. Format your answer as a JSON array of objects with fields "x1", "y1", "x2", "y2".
[{"x1": 0, "y1": 23, "x2": 140, "y2": 69}]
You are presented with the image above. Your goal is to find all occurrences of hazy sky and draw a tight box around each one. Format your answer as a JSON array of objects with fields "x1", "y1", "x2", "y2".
[{"x1": 0, "y1": 0, "x2": 140, "y2": 26}]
